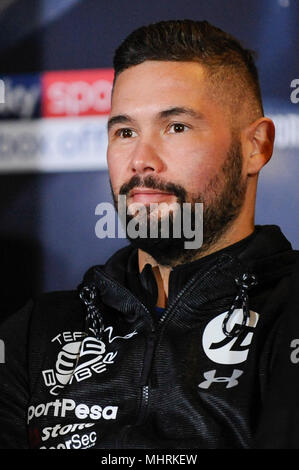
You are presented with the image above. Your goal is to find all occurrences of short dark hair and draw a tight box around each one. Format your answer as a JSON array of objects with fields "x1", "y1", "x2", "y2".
[{"x1": 113, "y1": 20, "x2": 264, "y2": 123}]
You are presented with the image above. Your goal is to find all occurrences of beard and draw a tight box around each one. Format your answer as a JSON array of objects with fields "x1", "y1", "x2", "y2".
[{"x1": 110, "y1": 137, "x2": 247, "y2": 266}]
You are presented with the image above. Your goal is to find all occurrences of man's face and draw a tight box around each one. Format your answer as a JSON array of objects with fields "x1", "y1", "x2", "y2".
[{"x1": 107, "y1": 61, "x2": 247, "y2": 265}]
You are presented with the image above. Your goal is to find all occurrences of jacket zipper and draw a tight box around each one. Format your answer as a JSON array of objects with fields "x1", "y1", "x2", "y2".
[
  {"x1": 95, "y1": 263, "x2": 223, "y2": 446},
  {"x1": 132, "y1": 263, "x2": 228, "y2": 432},
  {"x1": 125, "y1": 272, "x2": 209, "y2": 436},
  {"x1": 138, "y1": 385, "x2": 149, "y2": 423}
]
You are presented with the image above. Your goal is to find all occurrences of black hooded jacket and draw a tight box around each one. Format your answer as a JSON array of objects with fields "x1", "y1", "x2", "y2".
[{"x1": 0, "y1": 225, "x2": 299, "y2": 449}]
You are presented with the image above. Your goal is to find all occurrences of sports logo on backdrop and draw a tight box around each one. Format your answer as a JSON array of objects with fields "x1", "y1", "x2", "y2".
[
  {"x1": 42, "y1": 326, "x2": 137, "y2": 395},
  {"x1": 42, "y1": 69, "x2": 114, "y2": 117},
  {"x1": 202, "y1": 309, "x2": 259, "y2": 365},
  {"x1": 0, "y1": 74, "x2": 41, "y2": 119},
  {"x1": 0, "y1": 69, "x2": 114, "y2": 172}
]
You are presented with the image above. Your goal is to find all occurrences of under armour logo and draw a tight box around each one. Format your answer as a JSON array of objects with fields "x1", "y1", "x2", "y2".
[{"x1": 198, "y1": 369, "x2": 243, "y2": 389}]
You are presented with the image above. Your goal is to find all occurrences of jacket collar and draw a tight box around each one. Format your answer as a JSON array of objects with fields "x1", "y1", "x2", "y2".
[{"x1": 81, "y1": 225, "x2": 295, "y2": 317}]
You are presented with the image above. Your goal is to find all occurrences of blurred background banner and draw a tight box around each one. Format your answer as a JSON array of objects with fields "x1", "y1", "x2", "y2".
[
  {"x1": 0, "y1": 69, "x2": 113, "y2": 172},
  {"x1": 0, "y1": 0, "x2": 298, "y2": 318}
]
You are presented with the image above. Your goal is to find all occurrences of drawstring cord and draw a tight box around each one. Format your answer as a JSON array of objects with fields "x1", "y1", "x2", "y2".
[
  {"x1": 79, "y1": 284, "x2": 104, "y2": 339},
  {"x1": 222, "y1": 273, "x2": 257, "y2": 338}
]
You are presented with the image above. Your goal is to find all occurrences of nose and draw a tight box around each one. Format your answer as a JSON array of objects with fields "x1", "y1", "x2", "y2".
[{"x1": 129, "y1": 140, "x2": 164, "y2": 175}]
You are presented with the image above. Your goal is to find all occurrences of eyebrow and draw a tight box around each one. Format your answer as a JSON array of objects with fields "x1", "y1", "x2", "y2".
[
  {"x1": 107, "y1": 114, "x2": 133, "y2": 132},
  {"x1": 158, "y1": 106, "x2": 204, "y2": 121},
  {"x1": 107, "y1": 106, "x2": 204, "y2": 132}
]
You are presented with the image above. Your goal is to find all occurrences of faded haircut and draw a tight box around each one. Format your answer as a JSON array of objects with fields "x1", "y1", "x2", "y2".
[{"x1": 113, "y1": 20, "x2": 264, "y2": 127}]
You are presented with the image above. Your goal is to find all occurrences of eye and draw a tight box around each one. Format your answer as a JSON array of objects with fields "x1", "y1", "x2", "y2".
[
  {"x1": 116, "y1": 128, "x2": 137, "y2": 138},
  {"x1": 168, "y1": 123, "x2": 189, "y2": 134}
]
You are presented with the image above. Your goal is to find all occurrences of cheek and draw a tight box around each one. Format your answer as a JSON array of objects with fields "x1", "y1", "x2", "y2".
[
  {"x1": 168, "y1": 143, "x2": 223, "y2": 194},
  {"x1": 107, "y1": 149, "x2": 126, "y2": 193}
]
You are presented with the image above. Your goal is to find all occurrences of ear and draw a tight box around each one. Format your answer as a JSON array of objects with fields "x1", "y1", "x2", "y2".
[{"x1": 242, "y1": 117, "x2": 275, "y2": 176}]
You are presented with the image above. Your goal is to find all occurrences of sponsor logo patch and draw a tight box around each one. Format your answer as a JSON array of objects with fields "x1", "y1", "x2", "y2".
[
  {"x1": 27, "y1": 399, "x2": 118, "y2": 424},
  {"x1": 202, "y1": 309, "x2": 259, "y2": 365},
  {"x1": 198, "y1": 369, "x2": 243, "y2": 389},
  {"x1": 42, "y1": 327, "x2": 137, "y2": 395}
]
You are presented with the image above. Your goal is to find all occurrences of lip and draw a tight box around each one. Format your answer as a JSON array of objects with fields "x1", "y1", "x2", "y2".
[
  {"x1": 129, "y1": 188, "x2": 175, "y2": 204},
  {"x1": 130, "y1": 188, "x2": 172, "y2": 196}
]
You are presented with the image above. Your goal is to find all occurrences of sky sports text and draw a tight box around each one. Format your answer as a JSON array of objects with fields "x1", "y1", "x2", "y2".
[
  {"x1": 0, "y1": 70, "x2": 114, "y2": 119},
  {"x1": 0, "y1": 340, "x2": 4, "y2": 364},
  {"x1": 0, "y1": 80, "x2": 4, "y2": 104},
  {"x1": 95, "y1": 196, "x2": 203, "y2": 249}
]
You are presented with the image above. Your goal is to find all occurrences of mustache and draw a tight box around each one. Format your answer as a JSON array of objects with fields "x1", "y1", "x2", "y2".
[{"x1": 118, "y1": 175, "x2": 187, "y2": 201}]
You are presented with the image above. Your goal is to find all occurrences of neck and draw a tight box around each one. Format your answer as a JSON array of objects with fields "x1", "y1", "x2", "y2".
[
  {"x1": 138, "y1": 217, "x2": 255, "y2": 308},
  {"x1": 138, "y1": 251, "x2": 171, "y2": 308}
]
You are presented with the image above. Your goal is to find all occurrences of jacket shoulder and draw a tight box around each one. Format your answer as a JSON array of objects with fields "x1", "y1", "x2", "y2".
[
  {"x1": 33, "y1": 289, "x2": 82, "y2": 313},
  {"x1": 29, "y1": 289, "x2": 86, "y2": 337}
]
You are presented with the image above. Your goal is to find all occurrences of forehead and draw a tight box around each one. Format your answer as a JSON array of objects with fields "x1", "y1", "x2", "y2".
[{"x1": 111, "y1": 61, "x2": 217, "y2": 117}]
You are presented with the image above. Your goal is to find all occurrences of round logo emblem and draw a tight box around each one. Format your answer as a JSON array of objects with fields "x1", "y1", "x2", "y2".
[{"x1": 202, "y1": 309, "x2": 259, "y2": 365}]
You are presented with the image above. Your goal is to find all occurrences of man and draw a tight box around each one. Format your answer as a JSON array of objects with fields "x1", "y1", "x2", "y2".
[{"x1": 0, "y1": 19, "x2": 298, "y2": 449}]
